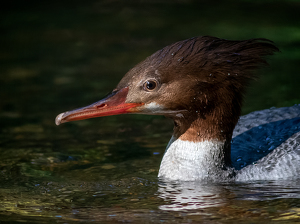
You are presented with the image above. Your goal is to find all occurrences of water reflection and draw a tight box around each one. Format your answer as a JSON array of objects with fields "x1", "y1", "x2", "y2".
[
  {"x1": 232, "y1": 180, "x2": 300, "y2": 201},
  {"x1": 157, "y1": 179, "x2": 300, "y2": 211},
  {"x1": 1, "y1": 170, "x2": 300, "y2": 222},
  {"x1": 158, "y1": 181, "x2": 227, "y2": 211}
]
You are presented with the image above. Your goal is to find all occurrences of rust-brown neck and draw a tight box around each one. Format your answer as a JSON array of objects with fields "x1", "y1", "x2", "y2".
[{"x1": 169, "y1": 85, "x2": 243, "y2": 166}]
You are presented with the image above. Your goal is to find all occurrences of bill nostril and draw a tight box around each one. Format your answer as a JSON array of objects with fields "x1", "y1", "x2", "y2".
[{"x1": 96, "y1": 104, "x2": 107, "y2": 109}]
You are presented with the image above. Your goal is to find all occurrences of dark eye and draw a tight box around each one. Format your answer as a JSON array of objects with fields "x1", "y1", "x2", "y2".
[{"x1": 143, "y1": 80, "x2": 158, "y2": 91}]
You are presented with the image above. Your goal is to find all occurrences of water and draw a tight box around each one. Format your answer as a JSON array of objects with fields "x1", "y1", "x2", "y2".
[{"x1": 1, "y1": 0, "x2": 300, "y2": 223}]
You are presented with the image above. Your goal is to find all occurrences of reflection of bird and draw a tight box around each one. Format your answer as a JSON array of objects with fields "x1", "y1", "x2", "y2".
[
  {"x1": 158, "y1": 181, "x2": 225, "y2": 211},
  {"x1": 56, "y1": 36, "x2": 300, "y2": 181},
  {"x1": 157, "y1": 179, "x2": 300, "y2": 211}
]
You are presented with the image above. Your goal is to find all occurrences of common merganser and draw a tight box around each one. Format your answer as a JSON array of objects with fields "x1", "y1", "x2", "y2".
[{"x1": 55, "y1": 36, "x2": 300, "y2": 181}]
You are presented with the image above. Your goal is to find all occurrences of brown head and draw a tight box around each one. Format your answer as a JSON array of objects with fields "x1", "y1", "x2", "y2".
[{"x1": 56, "y1": 36, "x2": 278, "y2": 146}]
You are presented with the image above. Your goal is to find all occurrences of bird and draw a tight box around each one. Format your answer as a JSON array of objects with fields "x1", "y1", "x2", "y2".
[{"x1": 55, "y1": 36, "x2": 300, "y2": 182}]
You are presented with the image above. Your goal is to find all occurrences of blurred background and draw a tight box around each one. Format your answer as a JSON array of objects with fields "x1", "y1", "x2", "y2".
[{"x1": 0, "y1": 0, "x2": 300, "y2": 222}]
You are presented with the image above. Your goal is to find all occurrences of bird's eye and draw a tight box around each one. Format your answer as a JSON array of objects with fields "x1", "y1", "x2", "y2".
[{"x1": 143, "y1": 80, "x2": 158, "y2": 91}]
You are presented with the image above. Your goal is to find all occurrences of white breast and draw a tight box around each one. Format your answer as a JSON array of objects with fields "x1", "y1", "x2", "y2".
[{"x1": 158, "y1": 136, "x2": 235, "y2": 181}]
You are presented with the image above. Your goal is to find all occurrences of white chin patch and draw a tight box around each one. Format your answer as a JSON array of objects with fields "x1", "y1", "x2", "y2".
[
  {"x1": 143, "y1": 102, "x2": 164, "y2": 113},
  {"x1": 141, "y1": 102, "x2": 187, "y2": 115}
]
